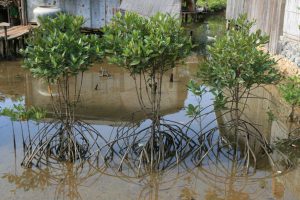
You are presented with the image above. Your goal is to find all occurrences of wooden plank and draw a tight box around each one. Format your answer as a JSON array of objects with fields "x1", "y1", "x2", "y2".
[
  {"x1": 0, "y1": 22, "x2": 10, "y2": 27},
  {"x1": 0, "y1": 26, "x2": 23, "y2": 36},
  {"x1": 0, "y1": 24, "x2": 31, "y2": 57},
  {"x1": 0, "y1": 26, "x2": 21, "y2": 34},
  {"x1": 0, "y1": 26, "x2": 24, "y2": 35},
  {"x1": 8, "y1": 30, "x2": 30, "y2": 40},
  {"x1": 0, "y1": 25, "x2": 31, "y2": 39}
]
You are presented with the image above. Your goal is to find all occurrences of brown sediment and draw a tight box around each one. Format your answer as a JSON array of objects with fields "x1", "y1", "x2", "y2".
[
  {"x1": 261, "y1": 47, "x2": 300, "y2": 76},
  {"x1": 273, "y1": 54, "x2": 300, "y2": 76}
]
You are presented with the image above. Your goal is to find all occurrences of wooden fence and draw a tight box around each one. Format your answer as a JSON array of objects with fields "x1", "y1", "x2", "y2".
[{"x1": 226, "y1": 0, "x2": 287, "y2": 54}]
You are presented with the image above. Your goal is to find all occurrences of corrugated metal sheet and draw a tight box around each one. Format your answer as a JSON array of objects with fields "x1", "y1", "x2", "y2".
[
  {"x1": 27, "y1": 0, "x2": 121, "y2": 28},
  {"x1": 119, "y1": 0, "x2": 181, "y2": 17}
]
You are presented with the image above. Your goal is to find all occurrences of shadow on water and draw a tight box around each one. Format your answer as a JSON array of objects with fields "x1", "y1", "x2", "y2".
[{"x1": 0, "y1": 15, "x2": 300, "y2": 200}]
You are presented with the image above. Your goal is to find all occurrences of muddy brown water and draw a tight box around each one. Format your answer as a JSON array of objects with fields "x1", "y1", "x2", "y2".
[
  {"x1": 1, "y1": 14, "x2": 300, "y2": 200},
  {"x1": 0, "y1": 58, "x2": 299, "y2": 200}
]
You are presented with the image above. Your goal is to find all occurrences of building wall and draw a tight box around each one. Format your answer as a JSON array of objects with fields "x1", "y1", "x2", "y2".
[
  {"x1": 283, "y1": 0, "x2": 300, "y2": 41},
  {"x1": 226, "y1": 0, "x2": 300, "y2": 66},
  {"x1": 27, "y1": 0, "x2": 121, "y2": 28},
  {"x1": 226, "y1": 0, "x2": 246, "y2": 19},
  {"x1": 226, "y1": 0, "x2": 287, "y2": 54},
  {"x1": 119, "y1": 0, "x2": 181, "y2": 17},
  {"x1": 26, "y1": 0, "x2": 52, "y2": 23},
  {"x1": 280, "y1": 0, "x2": 300, "y2": 67}
]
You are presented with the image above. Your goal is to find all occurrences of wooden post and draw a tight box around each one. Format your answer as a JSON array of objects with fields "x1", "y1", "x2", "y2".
[
  {"x1": 21, "y1": 0, "x2": 27, "y2": 25},
  {"x1": 185, "y1": 13, "x2": 188, "y2": 23},
  {"x1": 0, "y1": 22, "x2": 10, "y2": 58},
  {"x1": 7, "y1": 8, "x2": 11, "y2": 24},
  {"x1": 4, "y1": 26, "x2": 8, "y2": 57},
  {"x1": 269, "y1": 0, "x2": 286, "y2": 54}
]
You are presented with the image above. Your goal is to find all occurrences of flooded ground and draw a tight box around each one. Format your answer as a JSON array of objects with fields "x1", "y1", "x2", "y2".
[{"x1": 0, "y1": 14, "x2": 300, "y2": 200}]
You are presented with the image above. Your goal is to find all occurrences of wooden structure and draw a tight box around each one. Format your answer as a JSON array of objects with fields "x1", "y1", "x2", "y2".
[
  {"x1": 0, "y1": 24, "x2": 32, "y2": 58},
  {"x1": 226, "y1": 0, "x2": 300, "y2": 54},
  {"x1": 181, "y1": 9, "x2": 206, "y2": 22},
  {"x1": 0, "y1": 0, "x2": 27, "y2": 25},
  {"x1": 0, "y1": 0, "x2": 29, "y2": 58},
  {"x1": 0, "y1": 22, "x2": 10, "y2": 57},
  {"x1": 181, "y1": 0, "x2": 206, "y2": 22}
]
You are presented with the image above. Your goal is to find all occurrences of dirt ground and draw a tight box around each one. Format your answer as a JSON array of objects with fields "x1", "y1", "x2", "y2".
[{"x1": 268, "y1": 49, "x2": 300, "y2": 76}]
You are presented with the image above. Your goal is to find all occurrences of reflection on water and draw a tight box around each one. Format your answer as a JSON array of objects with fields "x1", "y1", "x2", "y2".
[
  {"x1": 0, "y1": 59, "x2": 300, "y2": 200},
  {"x1": 0, "y1": 60, "x2": 198, "y2": 122},
  {"x1": 185, "y1": 12, "x2": 227, "y2": 55},
  {"x1": 1, "y1": 16, "x2": 300, "y2": 200}
]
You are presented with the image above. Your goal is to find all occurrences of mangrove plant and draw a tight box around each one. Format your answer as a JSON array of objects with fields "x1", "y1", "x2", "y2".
[
  {"x1": 190, "y1": 15, "x2": 286, "y2": 172},
  {"x1": 198, "y1": 15, "x2": 281, "y2": 122},
  {"x1": 103, "y1": 12, "x2": 193, "y2": 171},
  {"x1": 20, "y1": 13, "x2": 105, "y2": 166},
  {"x1": 104, "y1": 12, "x2": 191, "y2": 114},
  {"x1": 21, "y1": 13, "x2": 103, "y2": 114},
  {"x1": 279, "y1": 75, "x2": 300, "y2": 122}
]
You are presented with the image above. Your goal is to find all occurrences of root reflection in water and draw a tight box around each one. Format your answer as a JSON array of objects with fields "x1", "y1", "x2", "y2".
[
  {"x1": 21, "y1": 120, "x2": 107, "y2": 168},
  {"x1": 98, "y1": 118, "x2": 200, "y2": 176}
]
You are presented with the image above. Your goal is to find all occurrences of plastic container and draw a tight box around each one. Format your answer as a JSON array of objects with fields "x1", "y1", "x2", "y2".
[{"x1": 33, "y1": 6, "x2": 62, "y2": 24}]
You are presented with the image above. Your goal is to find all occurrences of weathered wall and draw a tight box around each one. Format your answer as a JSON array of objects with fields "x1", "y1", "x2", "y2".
[
  {"x1": 280, "y1": 0, "x2": 300, "y2": 66},
  {"x1": 119, "y1": 0, "x2": 181, "y2": 17},
  {"x1": 226, "y1": 0, "x2": 246, "y2": 19},
  {"x1": 27, "y1": 0, "x2": 121, "y2": 28},
  {"x1": 226, "y1": 0, "x2": 287, "y2": 54},
  {"x1": 26, "y1": 0, "x2": 52, "y2": 23},
  {"x1": 226, "y1": 0, "x2": 300, "y2": 67},
  {"x1": 283, "y1": 0, "x2": 300, "y2": 41},
  {"x1": 61, "y1": 0, "x2": 120, "y2": 28}
]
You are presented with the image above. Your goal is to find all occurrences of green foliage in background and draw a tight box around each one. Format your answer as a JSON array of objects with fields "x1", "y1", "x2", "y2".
[
  {"x1": 197, "y1": 15, "x2": 281, "y2": 107},
  {"x1": 186, "y1": 80, "x2": 206, "y2": 117},
  {"x1": 196, "y1": 0, "x2": 227, "y2": 12},
  {"x1": 103, "y1": 12, "x2": 192, "y2": 75},
  {"x1": 279, "y1": 76, "x2": 300, "y2": 107},
  {"x1": 279, "y1": 75, "x2": 300, "y2": 121},
  {"x1": 21, "y1": 13, "x2": 103, "y2": 82},
  {"x1": 0, "y1": 104, "x2": 46, "y2": 121},
  {"x1": 277, "y1": 9, "x2": 300, "y2": 121}
]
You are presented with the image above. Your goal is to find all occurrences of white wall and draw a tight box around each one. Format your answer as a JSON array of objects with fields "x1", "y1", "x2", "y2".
[
  {"x1": 27, "y1": 0, "x2": 53, "y2": 22},
  {"x1": 27, "y1": 0, "x2": 120, "y2": 28}
]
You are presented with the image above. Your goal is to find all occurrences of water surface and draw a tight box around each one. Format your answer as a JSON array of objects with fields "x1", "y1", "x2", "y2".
[{"x1": 0, "y1": 14, "x2": 300, "y2": 200}]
